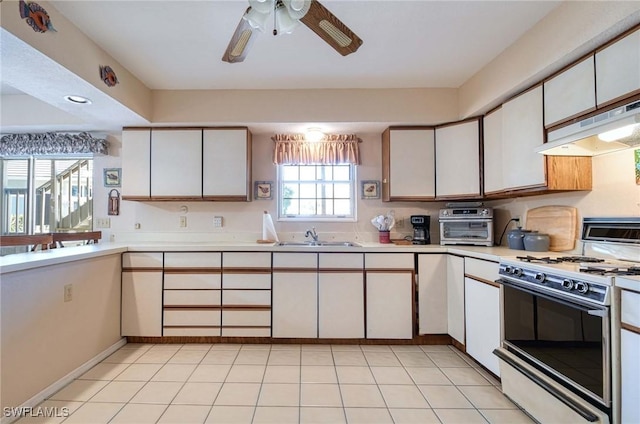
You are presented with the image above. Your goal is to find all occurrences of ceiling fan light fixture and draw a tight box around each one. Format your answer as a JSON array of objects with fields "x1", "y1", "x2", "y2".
[
  {"x1": 230, "y1": 30, "x2": 253, "y2": 57},
  {"x1": 247, "y1": 0, "x2": 274, "y2": 14},
  {"x1": 244, "y1": 7, "x2": 270, "y2": 31},
  {"x1": 283, "y1": 0, "x2": 311, "y2": 19},
  {"x1": 275, "y1": 3, "x2": 301, "y2": 34},
  {"x1": 318, "y1": 20, "x2": 352, "y2": 47}
]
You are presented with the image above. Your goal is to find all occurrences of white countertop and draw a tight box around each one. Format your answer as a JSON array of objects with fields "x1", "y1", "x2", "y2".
[
  {"x1": 0, "y1": 241, "x2": 531, "y2": 275},
  {"x1": 615, "y1": 275, "x2": 640, "y2": 292}
]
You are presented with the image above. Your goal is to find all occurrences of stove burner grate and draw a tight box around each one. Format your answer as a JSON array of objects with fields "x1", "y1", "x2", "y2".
[
  {"x1": 556, "y1": 256, "x2": 605, "y2": 263},
  {"x1": 516, "y1": 255, "x2": 563, "y2": 264},
  {"x1": 580, "y1": 266, "x2": 640, "y2": 276}
]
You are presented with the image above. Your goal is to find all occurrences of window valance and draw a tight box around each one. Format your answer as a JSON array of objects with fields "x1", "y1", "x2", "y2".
[
  {"x1": 272, "y1": 134, "x2": 361, "y2": 165},
  {"x1": 0, "y1": 132, "x2": 108, "y2": 156}
]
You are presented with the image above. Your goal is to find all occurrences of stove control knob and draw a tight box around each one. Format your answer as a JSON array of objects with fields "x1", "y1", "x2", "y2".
[
  {"x1": 562, "y1": 279, "x2": 574, "y2": 290},
  {"x1": 534, "y1": 272, "x2": 546, "y2": 283},
  {"x1": 504, "y1": 265, "x2": 513, "y2": 274},
  {"x1": 575, "y1": 282, "x2": 589, "y2": 294},
  {"x1": 513, "y1": 268, "x2": 523, "y2": 277}
]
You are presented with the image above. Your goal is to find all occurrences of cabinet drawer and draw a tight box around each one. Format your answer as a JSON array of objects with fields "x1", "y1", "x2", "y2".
[
  {"x1": 223, "y1": 252, "x2": 271, "y2": 268},
  {"x1": 365, "y1": 253, "x2": 414, "y2": 269},
  {"x1": 464, "y1": 257, "x2": 499, "y2": 283},
  {"x1": 319, "y1": 253, "x2": 363, "y2": 269},
  {"x1": 222, "y1": 327, "x2": 271, "y2": 337},
  {"x1": 164, "y1": 252, "x2": 221, "y2": 268},
  {"x1": 164, "y1": 290, "x2": 221, "y2": 306},
  {"x1": 223, "y1": 273, "x2": 271, "y2": 289},
  {"x1": 163, "y1": 327, "x2": 221, "y2": 337},
  {"x1": 222, "y1": 310, "x2": 271, "y2": 326},
  {"x1": 621, "y1": 290, "x2": 640, "y2": 328},
  {"x1": 223, "y1": 290, "x2": 271, "y2": 306},
  {"x1": 123, "y1": 252, "x2": 163, "y2": 268},
  {"x1": 164, "y1": 273, "x2": 221, "y2": 289},
  {"x1": 164, "y1": 309, "x2": 221, "y2": 326},
  {"x1": 273, "y1": 253, "x2": 317, "y2": 269}
]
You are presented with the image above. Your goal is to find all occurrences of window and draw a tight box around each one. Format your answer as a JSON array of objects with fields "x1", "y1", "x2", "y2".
[
  {"x1": 1, "y1": 157, "x2": 93, "y2": 236},
  {"x1": 278, "y1": 164, "x2": 356, "y2": 221}
]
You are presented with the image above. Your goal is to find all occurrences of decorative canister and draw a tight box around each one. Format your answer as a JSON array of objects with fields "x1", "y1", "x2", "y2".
[
  {"x1": 524, "y1": 232, "x2": 550, "y2": 252},
  {"x1": 507, "y1": 228, "x2": 530, "y2": 250}
]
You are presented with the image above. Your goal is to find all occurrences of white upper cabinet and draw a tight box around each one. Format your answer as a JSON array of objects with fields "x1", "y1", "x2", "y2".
[
  {"x1": 151, "y1": 129, "x2": 202, "y2": 198},
  {"x1": 382, "y1": 128, "x2": 435, "y2": 201},
  {"x1": 122, "y1": 129, "x2": 151, "y2": 199},
  {"x1": 502, "y1": 86, "x2": 546, "y2": 190},
  {"x1": 482, "y1": 107, "x2": 503, "y2": 194},
  {"x1": 203, "y1": 129, "x2": 251, "y2": 200},
  {"x1": 543, "y1": 55, "x2": 596, "y2": 127},
  {"x1": 596, "y1": 27, "x2": 640, "y2": 106},
  {"x1": 435, "y1": 119, "x2": 481, "y2": 198}
]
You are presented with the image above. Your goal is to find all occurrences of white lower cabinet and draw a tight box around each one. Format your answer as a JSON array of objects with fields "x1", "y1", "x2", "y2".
[
  {"x1": 417, "y1": 254, "x2": 448, "y2": 334},
  {"x1": 272, "y1": 271, "x2": 317, "y2": 338},
  {"x1": 447, "y1": 255, "x2": 465, "y2": 344},
  {"x1": 319, "y1": 272, "x2": 364, "y2": 338},
  {"x1": 121, "y1": 271, "x2": 163, "y2": 337},
  {"x1": 121, "y1": 252, "x2": 163, "y2": 337},
  {"x1": 620, "y1": 287, "x2": 640, "y2": 424},
  {"x1": 464, "y1": 277, "x2": 501, "y2": 376}
]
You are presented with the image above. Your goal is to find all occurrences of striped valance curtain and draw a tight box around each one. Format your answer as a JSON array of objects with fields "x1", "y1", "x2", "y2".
[
  {"x1": 272, "y1": 134, "x2": 361, "y2": 165},
  {"x1": 0, "y1": 132, "x2": 108, "y2": 156}
]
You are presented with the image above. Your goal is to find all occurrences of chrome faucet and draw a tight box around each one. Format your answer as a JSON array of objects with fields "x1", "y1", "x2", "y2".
[{"x1": 305, "y1": 227, "x2": 319, "y2": 242}]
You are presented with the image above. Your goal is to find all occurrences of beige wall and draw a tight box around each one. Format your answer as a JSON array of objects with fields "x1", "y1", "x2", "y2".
[
  {"x1": 458, "y1": 2, "x2": 640, "y2": 117},
  {"x1": 1, "y1": 254, "x2": 122, "y2": 410}
]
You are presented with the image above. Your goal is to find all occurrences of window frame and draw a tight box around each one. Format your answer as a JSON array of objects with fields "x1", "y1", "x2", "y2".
[{"x1": 277, "y1": 163, "x2": 357, "y2": 222}]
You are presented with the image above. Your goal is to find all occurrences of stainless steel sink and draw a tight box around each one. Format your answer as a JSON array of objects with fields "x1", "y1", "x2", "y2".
[{"x1": 277, "y1": 241, "x2": 361, "y2": 247}]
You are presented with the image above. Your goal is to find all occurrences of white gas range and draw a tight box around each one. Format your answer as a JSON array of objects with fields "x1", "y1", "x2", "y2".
[{"x1": 495, "y1": 217, "x2": 640, "y2": 424}]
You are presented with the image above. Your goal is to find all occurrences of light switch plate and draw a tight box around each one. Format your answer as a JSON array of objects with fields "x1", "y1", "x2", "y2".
[
  {"x1": 213, "y1": 216, "x2": 223, "y2": 228},
  {"x1": 95, "y1": 218, "x2": 111, "y2": 228}
]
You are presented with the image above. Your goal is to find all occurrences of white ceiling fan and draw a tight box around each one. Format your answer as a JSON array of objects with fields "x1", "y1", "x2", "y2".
[{"x1": 222, "y1": 0, "x2": 363, "y2": 63}]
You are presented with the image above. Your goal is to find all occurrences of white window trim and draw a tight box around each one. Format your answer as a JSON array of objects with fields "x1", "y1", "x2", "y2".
[{"x1": 277, "y1": 164, "x2": 357, "y2": 222}]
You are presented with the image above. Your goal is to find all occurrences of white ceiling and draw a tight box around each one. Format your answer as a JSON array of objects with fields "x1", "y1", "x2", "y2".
[{"x1": 49, "y1": 0, "x2": 560, "y2": 90}]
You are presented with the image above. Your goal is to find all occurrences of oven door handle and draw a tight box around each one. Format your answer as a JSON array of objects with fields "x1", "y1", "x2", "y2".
[
  {"x1": 496, "y1": 278, "x2": 607, "y2": 312},
  {"x1": 587, "y1": 309, "x2": 608, "y2": 317}
]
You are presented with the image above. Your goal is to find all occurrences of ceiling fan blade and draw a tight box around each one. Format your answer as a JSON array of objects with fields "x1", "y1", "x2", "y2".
[
  {"x1": 299, "y1": 0, "x2": 363, "y2": 56},
  {"x1": 222, "y1": 8, "x2": 258, "y2": 63}
]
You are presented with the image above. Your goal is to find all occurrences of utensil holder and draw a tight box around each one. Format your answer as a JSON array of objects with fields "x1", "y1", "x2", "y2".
[{"x1": 379, "y1": 231, "x2": 391, "y2": 244}]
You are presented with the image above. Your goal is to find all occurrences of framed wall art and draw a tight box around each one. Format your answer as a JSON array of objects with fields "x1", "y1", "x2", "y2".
[
  {"x1": 361, "y1": 180, "x2": 380, "y2": 199},
  {"x1": 103, "y1": 168, "x2": 121, "y2": 187},
  {"x1": 254, "y1": 181, "x2": 273, "y2": 200}
]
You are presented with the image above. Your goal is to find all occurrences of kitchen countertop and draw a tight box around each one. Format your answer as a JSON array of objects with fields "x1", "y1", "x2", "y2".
[
  {"x1": 0, "y1": 241, "x2": 536, "y2": 275},
  {"x1": 615, "y1": 275, "x2": 640, "y2": 292}
]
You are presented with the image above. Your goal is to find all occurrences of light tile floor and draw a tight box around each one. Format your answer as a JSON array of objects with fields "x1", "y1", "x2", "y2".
[{"x1": 17, "y1": 344, "x2": 535, "y2": 424}]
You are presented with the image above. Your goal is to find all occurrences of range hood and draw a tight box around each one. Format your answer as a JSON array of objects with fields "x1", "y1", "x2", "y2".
[{"x1": 536, "y1": 99, "x2": 640, "y2": 156}]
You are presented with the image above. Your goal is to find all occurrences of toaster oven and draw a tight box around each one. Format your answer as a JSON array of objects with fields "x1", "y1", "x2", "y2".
[{"x1": 439, "y1": 207, "x2": 494, "y2": 246}]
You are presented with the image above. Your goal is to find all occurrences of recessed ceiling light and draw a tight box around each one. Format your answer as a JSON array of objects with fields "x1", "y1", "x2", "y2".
[{"x1": 64, "y1": 95, "x2": 92, "y2": 104}]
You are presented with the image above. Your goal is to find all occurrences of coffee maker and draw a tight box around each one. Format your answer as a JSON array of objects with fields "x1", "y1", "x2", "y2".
[{"x1": 411, "y1": 215, "x2": 431, "y2": 245}]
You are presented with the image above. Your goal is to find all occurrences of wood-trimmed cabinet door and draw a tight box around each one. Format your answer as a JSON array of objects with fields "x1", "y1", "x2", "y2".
[
  {"x1": 150, "y1": 129, "x2": 202, "y2": 199},
  {"x1": 382, "y1": 127, "x2": 435, "y2": 201},
  {"x1": 596, "y1": 27, "x2": 640, "y2": 107},
  {"x1": 447, "y1": 255, "x2": 465, "y2": 345},
  {"x1": 543, "y1": 55, "x2": 596, "y2": 128},
  {"x1": 482, "y1": 107, "x2": 504, "y2": 195},
  {"x1": 272, "y1": 253, "x2": 318, "y2": 338},
  {"x1": 121, "y1": 252, "x2": 163, "y2": 337},
  {"x1": 621, "y1": 288, "x2": 640, "y2": 424},
  {"x1": 121, "y1": 129, "x2": 151, "y2": 200},
  {"x1": 203, "y1": 128, "x2": 252, "y2": 201},
  {"x1": 464, "y1": 277, "x2": 500, "y2": 376},
  {"x1": 417, "y1": 254, "x2": 448, "y2": 335},
  {"x1": 435, "y1": 119, "x2": 481, "y2": 199}
]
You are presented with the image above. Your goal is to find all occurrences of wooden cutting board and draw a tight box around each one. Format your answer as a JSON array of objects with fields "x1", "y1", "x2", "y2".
[{"x1": 525, "y1": 206, "x2": 578, "y2": 251}]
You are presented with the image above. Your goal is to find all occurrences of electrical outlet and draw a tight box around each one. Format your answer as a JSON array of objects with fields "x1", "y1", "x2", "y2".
[
  {"x1": 213, "y1": 216, "x2": 223, "y2": 228},
  {"x1": 95, "y1": 218, "x2": 111, "y2": 228},
  {"x1": 64, "y1": 284, "x2": 73, "y2": 302},
  {"x1": 180, "y1": 216, "x2": 187, "y2": 228},
  {"x1": 396, "y1": 218, "x2": 405, "y2": 229},
  {"x1": 134, "y1": 223, "x2": 141, "y2": 229}
]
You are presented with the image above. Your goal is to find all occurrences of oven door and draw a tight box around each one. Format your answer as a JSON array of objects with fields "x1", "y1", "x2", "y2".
[{"x1": 499, "y1": 277, "x2": 610, "y2": 407}]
